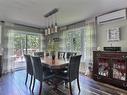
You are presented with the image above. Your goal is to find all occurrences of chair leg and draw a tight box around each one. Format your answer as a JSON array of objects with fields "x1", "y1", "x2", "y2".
[
  {"x1": 32, "y1": 77, "x2": 35, "y2": 92},
  {"x1": 25, "y1": 73, "x2": 28, "y2": 85},
  {"x1": 39, "y1": 82, "x2": 42, "y2": 95},
  {"x1": 77, "y1": 77, "x2": 80, "y2": 92},
  {"x1": 29, "y1": 75, "x2": 33, "y2": 89},
  {"x1": 69, "y1": 82, "x2": 73, "y2": 95},
  {"x1": 65, "y1": 82, "x2": 68, "y2": 88}
]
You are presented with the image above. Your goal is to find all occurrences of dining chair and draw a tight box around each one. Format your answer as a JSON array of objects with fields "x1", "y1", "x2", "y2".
[
  {"x1": 66, "y1": 52, "x2": 71, "y2": 60},
  {"x1": 46, "y1": 52, "x2": 49, "y2": 56},
  {"x1": 56, "y1": 55, "x2": 82, "y2": 95},
  {"x1": 63, "y1": 52, "x2": 77, "y2": 71},
  {"x1": 58, "y1": 52, "x2": 65, "y2": 59},
  {"x1": 34, "y1": 52, "x2": 44, "y2": 58},
  {"x1": 24, "y1": 54, "x2": 33, "y2": 89},
  {"x1": 66, "y1": 52, "x2": 77, "y2": 60},
  {"x1": 71, "y1": 52, "x2": 77, "y2": 56},
  {"x1": 31, "y1": 56, "x2": 55, "y2": 95}
]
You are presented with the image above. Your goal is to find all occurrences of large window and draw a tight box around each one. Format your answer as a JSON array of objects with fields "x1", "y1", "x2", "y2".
[
  {"x1": 61, "y1": 21, "x2": 96, "y2": 66},
  {"x1": 63, "y1": 29, "x2": 82, "y2": 53},
  {"x1": 8, "y1": 30, "x2": 43, "y2": 70}
]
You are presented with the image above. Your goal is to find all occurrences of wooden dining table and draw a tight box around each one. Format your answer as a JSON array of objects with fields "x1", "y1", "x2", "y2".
[
  {"x1": 41, "y1": 56, "x2": 69, "y2": 90},
  {"x1": 41, "y1": 56, "x2": 69, "y2": 70}
]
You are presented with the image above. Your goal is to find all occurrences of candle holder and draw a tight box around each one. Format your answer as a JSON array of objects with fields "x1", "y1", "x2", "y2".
[
  {"x1": 52, "y1": 54, "x2": 55, "y2": 60},
  {"x1": 52, "y1": 55, "x2": 55, "y2": 64}
]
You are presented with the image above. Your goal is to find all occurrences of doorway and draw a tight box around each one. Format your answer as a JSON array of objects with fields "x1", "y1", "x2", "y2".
[{"x1": 8, "y1": 30, "x2": 42, "y2": 71}]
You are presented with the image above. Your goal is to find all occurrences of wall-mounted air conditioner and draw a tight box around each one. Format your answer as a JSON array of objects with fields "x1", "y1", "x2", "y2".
[{"x1": 97, "y1": 9, "x2": 127, "y2": 24}]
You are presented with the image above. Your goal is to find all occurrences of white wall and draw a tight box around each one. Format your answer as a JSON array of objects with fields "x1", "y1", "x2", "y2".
[{"x1": 97, "y1": 20, "x2": 127, "y2": 51}]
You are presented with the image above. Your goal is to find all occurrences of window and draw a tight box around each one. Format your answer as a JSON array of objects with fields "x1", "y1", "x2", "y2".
[
  {"x1": 61, "y1": 21, "x2": 96, "y2": 66},
  {"x1": 8, "y1": 29, "x2": 43, "y2": 70},
  {"x1": 62, "y1": 28, "x2": 82, "y2": 53}
]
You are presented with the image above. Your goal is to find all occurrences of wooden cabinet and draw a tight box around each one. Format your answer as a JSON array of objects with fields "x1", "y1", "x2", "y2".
[{"x1": 93, "y1": 51, "x2": 127, "y2": 89}]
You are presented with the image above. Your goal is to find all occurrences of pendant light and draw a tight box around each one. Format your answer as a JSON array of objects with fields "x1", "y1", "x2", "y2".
[
  {"x1": 47, "y1": 17, "x2": 50, "y2": 35},
  {"x1": 45, "y1": 27, "x2": 48, "y2": 36},
  {"x1": 45, "y1": 17, "x2": 48, "y2": 36},
  {"x1": 51, "y1": 15, "x2": 54, "y2": 33},
  {"x1": 54, "y1": 13, "x2": 58, "y2": 33},
  {"x1": 44, "y1": 8, "x2": 58, "y2": 35}
]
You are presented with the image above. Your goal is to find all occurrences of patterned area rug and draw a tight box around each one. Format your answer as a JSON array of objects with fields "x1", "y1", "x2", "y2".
[{"x1": 47, "y1": 84, "x2": 96, "y2": 95}]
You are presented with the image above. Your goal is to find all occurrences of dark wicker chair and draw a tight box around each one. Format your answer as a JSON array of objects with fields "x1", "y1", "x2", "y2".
[
  {"x1": 24, "y1": 54, "x2": 33, "y2": 89},
  {"x1": 34, "y1": 52, "x2": 44, "y2": 58},
  {"x1": 66, "y1": 52, "x2": 71, "y2": 60},
  {"x1": 56, "y1": 55, "x2": 82, "y2": 95},
  {"x1": 58, "y1": 52, "x2": 65, "y2": 59},
  {"x1": 46, "y1": 52, "x2": 49, "y2": 56},
  {"x1": 66, "y1": 52, "x2": 77, "y2": 60},
  {"x1": 31, "y1": 56, "x2": 54, "y2": 95},
  {"x1": 71, "y1": 52, "x2": 77, "y2": 56}
]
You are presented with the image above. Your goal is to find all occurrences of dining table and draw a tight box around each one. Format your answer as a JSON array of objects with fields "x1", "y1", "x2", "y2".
[
  {"x1": 41, "y1": 56, "x2": 69, "y2": 90},
  {"x1": 41, "y1": 56, "x2": 69, "y2": 70}
]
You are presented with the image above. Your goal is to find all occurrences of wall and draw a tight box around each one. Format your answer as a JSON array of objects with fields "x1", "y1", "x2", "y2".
[{"x1": 97, "y1": 20, "x2": 127, "y2": 51}]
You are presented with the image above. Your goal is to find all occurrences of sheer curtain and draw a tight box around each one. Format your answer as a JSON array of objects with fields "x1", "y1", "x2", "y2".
[
  {"x1": 83, "y1": 18, "x2": 96, "y2": 74},
  {"x1": 61, "y1": 18, "x2": 96, "y2": 64},
  {"x1": 1, "y1": 24, "x2": 9, "y2": 73},
  {"x1": 2, "y1": 28, "x2": 26, "y2": 73},
  {"x1": 60, "y1": 28, "x2": 85, "y2": 63},
  {"x1": 1, "y1": 23, "x2": 43, "y2": 74}
]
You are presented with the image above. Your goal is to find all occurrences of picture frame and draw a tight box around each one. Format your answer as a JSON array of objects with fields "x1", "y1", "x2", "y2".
[{"x1": 107, "y1": 27, "x2": 120, "y2": 41}]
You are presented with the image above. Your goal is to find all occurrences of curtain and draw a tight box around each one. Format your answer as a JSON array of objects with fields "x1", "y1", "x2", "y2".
[
  {"x1": 1, "y1": 24, "x2": 9, "y2": 73},
  {"x1": 83, "y1": 18, "x2": 96, "y2": 73},
  {"x1": 61, "y1": 28, "x2": 82, "y2": 53},
  {"x1": 61, "y1": 19, "x2": 96, "y2": 62},
  {"x1": 1, "y1": 23, "x2": 43, "y2": 74}
]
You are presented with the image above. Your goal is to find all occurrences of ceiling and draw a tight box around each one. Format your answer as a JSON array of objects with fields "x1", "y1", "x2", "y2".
[{"x1": 0, "y1": 0, "x2": 127, "y2": 28}]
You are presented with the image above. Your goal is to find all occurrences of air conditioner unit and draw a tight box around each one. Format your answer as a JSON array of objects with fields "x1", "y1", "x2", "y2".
[{"x1": 97, "y1": 9, "x2": 127, "y2": 24}]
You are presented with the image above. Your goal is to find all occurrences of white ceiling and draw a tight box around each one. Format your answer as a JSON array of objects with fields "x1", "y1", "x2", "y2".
[{"x1": 0, "y1": 0, "x2": 127, "y2": 28}]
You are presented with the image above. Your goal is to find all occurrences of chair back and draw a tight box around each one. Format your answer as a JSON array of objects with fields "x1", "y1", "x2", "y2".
[
  {"x1": 31, "y1": 56, "x2": 43, "y2": 81},
  {"x1": 68, "y1": 55, "x2": 81, "y2": 82},
  {"x1": 46, "y1": 52, "x2": 49, "y2": 56},
  {"x1": 58, "y1": 52, "x2": 65, "y2": 59},
  {"x1": 34, "y1": 52, "x2": 44, "y2": 58},
  {"x1": 66, "y1": 52, "x2": 77, "y2": 60},
  {"x1": 66, "y1": 52, "x2": 72, "y2": 60},
  {"x1": 24, "y1": 54, "x2": 33, "y2": 75},
  {"x1": 71, "y1": 52, "x2": 77, "y2": 56}
]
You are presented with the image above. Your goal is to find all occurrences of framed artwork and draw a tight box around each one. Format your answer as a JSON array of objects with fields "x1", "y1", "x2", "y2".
[{"x1": 107, "y1": 27, "x2": 120, "y2": 41}]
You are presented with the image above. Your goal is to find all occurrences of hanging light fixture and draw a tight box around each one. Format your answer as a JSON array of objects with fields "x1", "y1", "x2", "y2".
[
  {"x1": 47, "y1": 17, "x2": 51, "y2": 35},
  {"x1": 51, "y1": 15, "x2": 54, "y2": 34},
  {"x1": 44, "y1": 17, "x2": 48, "y2": 36},
  {"x1": 44, "y1": 8, "x2": 58, "y2": 35},
  {"x1": 54, "y1": 13, "x2": 58, "y2": 33}
]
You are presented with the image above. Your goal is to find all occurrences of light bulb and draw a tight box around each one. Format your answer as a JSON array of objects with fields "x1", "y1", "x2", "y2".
[
  {"x1": 45, "y1": 28, "x2": 48, "y2": 35},
  {"x1": 51, "y1": 24, "x2": 54, "y2": 33},
  {"x1": 48, "y1": 27, "x2": 50, "y2": 34},
  {"x1": 54, "y1": 23, "x2": 57, "y2": 32}
]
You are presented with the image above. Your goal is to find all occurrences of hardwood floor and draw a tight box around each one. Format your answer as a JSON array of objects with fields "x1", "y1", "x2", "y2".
[{"x1": 0, "y1": 70, "x2": 127, "y2": 95}]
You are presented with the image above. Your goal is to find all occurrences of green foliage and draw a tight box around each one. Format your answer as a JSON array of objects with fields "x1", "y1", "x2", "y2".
[
  {"x1": 47, "y1": 41, "x2": 59, "y2": 52},
  {"x1": 63, "y1": 30, "x2": 81, "y2": 52},
  {"x1": 27, "y1": 35, "x2": 39, "y2": 49},
  {"x1": 14, "y1": 34, "x2": 26, "y2": 49},
  {"x1": 13, "y1": 33, "x2": 40, "y2": 50}
]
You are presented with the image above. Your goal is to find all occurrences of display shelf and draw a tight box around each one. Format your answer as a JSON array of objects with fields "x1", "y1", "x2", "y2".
[{"x1": 93, "y1": 51, "x2": 127, "y2": 89}]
